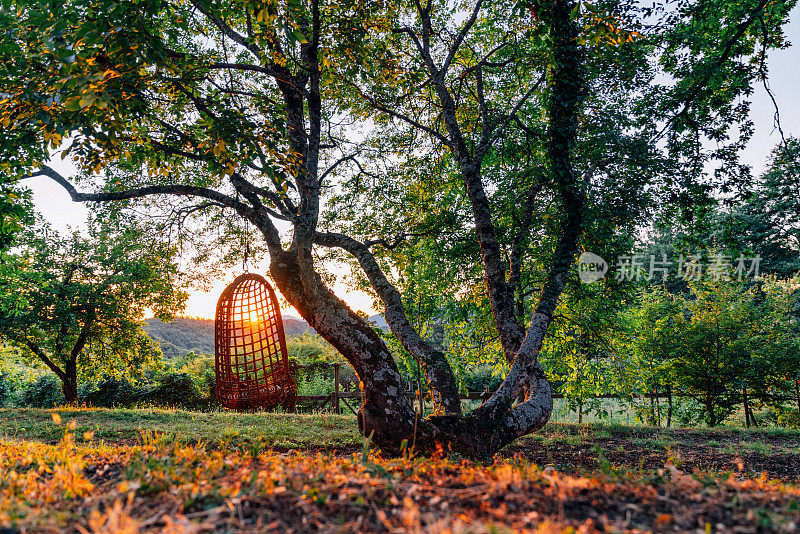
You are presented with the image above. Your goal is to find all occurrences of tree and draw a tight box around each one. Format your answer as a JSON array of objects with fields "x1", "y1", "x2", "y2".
[
  {"x1": 0, "y1": 215, "x2": 187, "y2": 403},
  {"x1": 654, "y1": 138, "x2": 800, "y2": 278},
  {"x1": 0, "y1": 0, "x2": 793, "y2": 454},
  {"x1": 625, "y1": 278, "x2": 799, "y2": 427},
  {"x1": 734, "y1": 139, "x2": 800, "y2": 277},
  {"x1": 540, "y1": 282, "x2": 627, "y2": 423},
  {"x1": 0, "y1": 186, "x2": 31, "y2": 252}
]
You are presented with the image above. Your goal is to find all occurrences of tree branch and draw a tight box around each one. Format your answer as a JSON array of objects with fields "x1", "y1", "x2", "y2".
[
  {"x1": 351, "y1": 83, "x2": 451, "y2": 146},
  {"x1": 22, "y1": 339, "x2": 67, "y2": 381},
  {"x1": 188, "y1": 0, "x2": 264, "y2": 61},
  {"x1": 652, "y1": 0, "x2": 772, "y2": 142},
  {"x1": 315, "y1": 230, "x2": 462, "y2": 413},
  {"x1": 30, "y1": 165, "x2": 249, "y2": 214},
  {"x1": 70, "y1": 306, "x2": 96, "y2": 359},
  {"x1": 319, "y1": 154, "x2": 378, "y2": 184},
  {"x1": 477, "y1": 72, "x2": 546, "y2": 160},
  {"x1": 208, "y1": 62, "x2": 272, "y2": 74},
  {"x1": 441, "y1": 0, "x2": 485, "y2": 76}
]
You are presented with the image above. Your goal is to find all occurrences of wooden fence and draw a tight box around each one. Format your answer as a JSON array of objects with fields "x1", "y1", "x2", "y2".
[
  {"x1": 292, "y1": 362, "x2": 498, "y2": 415},
  {"x1": 291, "y1": 362, "x2": 691, "y2": 416},
  {"x1": 292, "y1": 363, "x2": 800, "y2": 422}
]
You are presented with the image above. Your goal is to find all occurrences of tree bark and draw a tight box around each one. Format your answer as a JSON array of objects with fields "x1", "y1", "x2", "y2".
[
  {"x1": 743, "y1": 386, "x2": 750, "y2": 428},
  {"x1": 706, "y1": 394, "x2": 717, "y2": 427},
  {"x1": 314, "y1": 231, "x2": 461, "y2": 414},
  {"x1": 667, "y1": 383, "x2": 673, "y2": 428},
  {"x1": 268, "y1": 249, "x2": 417, "y2": 450},
  {"x1": 795, "y1": 378, "x2": 800, "y2": 417}
]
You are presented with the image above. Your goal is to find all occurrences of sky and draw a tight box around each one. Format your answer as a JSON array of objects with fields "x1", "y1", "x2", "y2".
[{"x1": 24, "y1": 5, "x2": 800, "y2": 319}]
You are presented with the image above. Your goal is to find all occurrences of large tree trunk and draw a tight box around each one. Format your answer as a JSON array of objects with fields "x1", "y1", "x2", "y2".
[
  {"x1": 268, "y1": 243, "x2": 557, "y2": 456},
  {"x1": 269, "y1": 251, "x2": 417, "y2": 449}
]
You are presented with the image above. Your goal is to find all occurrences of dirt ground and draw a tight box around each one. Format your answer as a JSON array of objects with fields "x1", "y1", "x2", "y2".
[{"x1": 509, "y1": 425, "x2": 800, "y2": 482}]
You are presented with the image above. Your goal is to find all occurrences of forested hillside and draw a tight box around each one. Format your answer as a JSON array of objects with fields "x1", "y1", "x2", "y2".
[{"x1": 143, "y1": 316, "x2": 315, "y2": 357}]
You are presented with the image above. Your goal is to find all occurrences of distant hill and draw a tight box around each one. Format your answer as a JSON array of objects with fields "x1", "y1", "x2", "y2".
[
  {"x1": 368, "y1": 314, "x2": 388, "y2": 330},
  {"x1": 144, "y1": 316, "x2": 314, "y2": 357}
]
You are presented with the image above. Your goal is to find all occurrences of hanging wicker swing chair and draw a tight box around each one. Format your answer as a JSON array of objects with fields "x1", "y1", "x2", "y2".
[{"x1": 214, "y1": 273, "x2": 297, "y2": 411}]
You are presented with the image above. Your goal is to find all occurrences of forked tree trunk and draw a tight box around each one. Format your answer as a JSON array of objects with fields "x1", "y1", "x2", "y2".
[
  {"x1": 271, "y1": 0, "x2": 581, "y2": 456},
  {"x1": 274, "y1": 0, "x2": 580, "y2": 456},
  {"x1": 269, "y1": 244, "x2": 558, "y2": 456},
  {"x1": 313, "y1": 231, "x2": 462, "y2": 415}
]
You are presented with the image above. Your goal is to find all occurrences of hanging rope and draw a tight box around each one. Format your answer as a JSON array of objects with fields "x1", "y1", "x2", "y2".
[
  {"x1": 235, "y1": 190, "x2": 251, "y2": 273},
  {"x1": 242, "y1": 216, "x2": 250, "y2": 273}
]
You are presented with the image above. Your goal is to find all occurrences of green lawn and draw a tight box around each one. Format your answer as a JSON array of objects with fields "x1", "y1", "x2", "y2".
[
  {"x1": 0, "y1": 407, "x2": 362, "y2": 450},
  {"x1": 3, "y1": 406, "x2": 800, "y2": 463}
]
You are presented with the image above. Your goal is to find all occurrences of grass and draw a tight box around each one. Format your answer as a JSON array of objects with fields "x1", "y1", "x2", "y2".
[
  {"x1": 0, "y1": 407, "x2": 654, "y2": 450},
  {"x1": 0, "y1": 407, "x2": 361, "y2": 450},
  {"x1": 3, "y1": 406, "x2": 800, "y2": 468}
]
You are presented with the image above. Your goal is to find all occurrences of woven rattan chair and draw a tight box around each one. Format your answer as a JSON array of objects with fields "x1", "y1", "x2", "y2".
[{"x1": 214, "y1": 273, "x2": 297, "y2": 410}]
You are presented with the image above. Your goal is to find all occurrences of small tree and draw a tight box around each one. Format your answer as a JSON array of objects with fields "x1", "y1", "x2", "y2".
[
  {"x1": 627, "y1": 278, "x2": 799, "y2": 427},
  {"x1": 542, "y1": 283, "x2": 625, "y2": 423},
  {"x1": 618, "y1": 288, "x2": 683, "y2": 426},
  {"x1": 0, "y1": 215, "x2": 187, "y2": 403},
  {"x1": 751, "y1": 277, "x2": 800, "y2": 421}
]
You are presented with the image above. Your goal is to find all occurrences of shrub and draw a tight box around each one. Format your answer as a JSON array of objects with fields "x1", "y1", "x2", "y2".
[
  {"x1": 21, "y1": 374, "x2": 64, "y2": 408},
  {"x1": 287, "y1": 334, "x2": 340, "y2": 365},
  {"x1": 82, "y1": 378, "x2": 139, "y2": 407},
  {"x1": 337, "y1": 365, "x2": 357, "y2": 390},
  {"x1": 777, "y1": 411, "x2": 800, "y2": 428},
  {"x1": 175, "y1": 353, "x2": 216, "y2": 396},
  {"x1": 297, "y1": 371, "x2": 334, "y2": 396},
  {"x1": 137, "y1": 372, "x2": 214, "y2": 409},
  {"x1": 671, "y1": 397, "x2": 705, "y2": 427},
  {"x1": 461, "y1": 365, "x2": 504, "y2": 393},
  {"x1": 0, "y1": 373, "x2": 9, "y2": 406}
]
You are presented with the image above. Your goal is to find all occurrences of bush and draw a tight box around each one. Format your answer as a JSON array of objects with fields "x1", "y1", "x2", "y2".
[
  {"x1": 82, "y1": 378, "x2": 139, "y2": 407},
  {"x1": 461, "y1": 365, "x2": 504, "y2": 393},
  {"x1": 287, "y1": 334, "x2": 340, "y2": 365},
  {"x1": 137, "y1": 372, "x2": 214, "y2": 409},
  {"x1": 174, "y1": 353, "x2": 216, "y2": 397},
  {"x1": 671, "y1": 396, "x2": 706, "y2": 427},
  {"x1": 777, "y1": 411, "x2": 800, "y2": 428},
  {"x1": 297, "y1": 371, "x2": 334, "y2": 396},
  {"x1": 0, "y1": 373, "x2": 9, "y2": 406},
  {"x1": 21, "y1": 374, "x2": 64, "y2": 408}
]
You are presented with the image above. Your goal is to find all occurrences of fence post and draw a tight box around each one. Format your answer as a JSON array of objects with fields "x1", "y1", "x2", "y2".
[{"x1": 333, "y1": 363, "x2": 340, "y2": 415}]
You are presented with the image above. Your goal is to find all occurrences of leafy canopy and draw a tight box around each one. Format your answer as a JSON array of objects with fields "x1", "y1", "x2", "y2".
[{"x1": 0, "y1": 213, "x2": 188, "y2": 386}]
